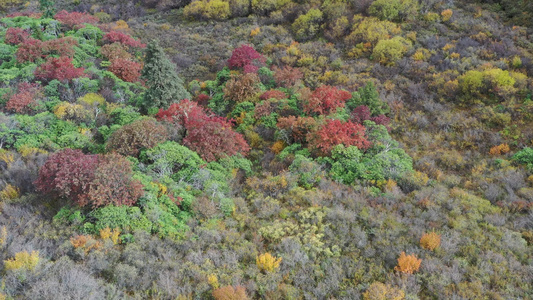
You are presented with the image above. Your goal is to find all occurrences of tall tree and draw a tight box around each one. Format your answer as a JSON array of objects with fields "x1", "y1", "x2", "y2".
[{"x1": 140, "y1": 40, "x2": 190, "y2": 113}]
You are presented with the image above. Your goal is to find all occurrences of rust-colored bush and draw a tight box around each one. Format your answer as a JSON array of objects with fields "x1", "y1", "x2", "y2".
[
  {"x1": 489, "y1": 143, "x2": 510, "y2": 156},
  {"x1": 106, "y1": 118, "x2": 168, "y2": 157},
  {"x1": 212, "y1": 285, "x2": 248, "y2": 300},
  {"x1": 420, "y1": 232, "x2": 441, "y2": 251},
  {"x1": 394, "y1": 252, "x2": 421, "y2": 274},
  {"x1": 223, "y1": 73, "x2": 260, "y2": 103}
]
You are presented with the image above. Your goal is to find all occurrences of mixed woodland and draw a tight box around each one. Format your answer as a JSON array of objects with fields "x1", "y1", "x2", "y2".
[{"x1": 0, "y1": 0, "x2": 532, "y2": 299}]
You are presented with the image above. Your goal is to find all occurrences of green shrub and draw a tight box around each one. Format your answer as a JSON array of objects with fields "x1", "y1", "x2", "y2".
[
  {"x1": 347, "y1": 82, "x2": 389, "y2": 115},
  {"x1": 368, "y1": 0, "x2": 419, "y2": 22},
  {"x1": 292, "y1": 9, "x2": 323, "y2": 41},
  {"x1": 513, "y1": 147, "x2": 533, "y2": 172},
  {"x1": 372, "y1": 36, "x2": 412, "y2": 66},
  {"x1": 89, "y1": 206, "x2": 153, "y2": 234},
  {"x1": 140, "y1": 141, "x2": 205, "y2": 182}
]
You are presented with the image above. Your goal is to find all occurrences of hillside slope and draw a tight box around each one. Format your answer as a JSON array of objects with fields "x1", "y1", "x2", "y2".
[{"x1": 0, "y1": 1, "x2": 532, "y2": 299}]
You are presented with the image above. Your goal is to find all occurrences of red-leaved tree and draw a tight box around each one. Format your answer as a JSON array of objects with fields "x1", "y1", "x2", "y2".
[
  {"x1": 34, "y1": 57, "x2": 86, "y2": 83},
  {"x1": 260, "y1": 90, "x2": 287, "y2": 100},
  {"x1": 277, "y1": 116, "x2": 318, "y2": 144},
  {"x1": 5, "y1": 82, "x2": 43, "y2": 114},
  {"x1": 43, "y1": 37, "x2": 79, "y2": 58},
  {"x1": 54, "y1": 10, "x2": 99, "y2": 29},
  {"x1": 16, "y1": 38, "x2": 44, "y2": 63},
  {"x1": 155, "y1": 100, "x2": 205, "y2": 126},
  {"x1": 273, "y1": 65, "x2": 303, "y2": 88},
  {"x1": 35, "y1": 149, "x2": 99, "y2": 205},
  {"x1": 183, "y1": 115, "x2": 250, "y2": 162},
  {"x1": 307, "y1": 119, "x2": 370, "y2": 156},
  {"x1": 6, "y1": 12, "x2": 42, "y2": 18},
  {"x1": 228, "y1": 44, "x2": 266, "y2": 73},
  {"x1": 35, "y1": 149, "x2": 144, "y2": 208},
  {"x1": 5, "y1": 27, "x2": 30, "y2": 45},
  {"x1": 103, "y1": 31, "x2": 146, "y2": 48},
  {"x1": 195, "y1": 93, "x2": 211, "y2": 106},
  {"x1": 303, "y1": 85, "x2": 352, "y2": 115},
  {"x1": 351, "y1": 105, "x2": 371, "y2": 124},
  {"x1": 351, "y1": 105, "x2": 390, "y2": 129},
  {"x1": 85, "y1": 153, "x2": 144, "y2": 207},
  {"x1": 370, "y1": 114, "x2": 391, "y2": 127},
  {"x1": 108, "y1": 58, "x2": 142, "y2": 82},
  {"x1": 156, "y1": 100, "x2": 250, "y2": 161}
]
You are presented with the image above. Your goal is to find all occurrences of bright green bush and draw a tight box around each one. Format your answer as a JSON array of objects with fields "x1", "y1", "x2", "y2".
[
  {"x1": 372, "y1": 36, "x2": 412, "y2": 66},
  {"x1": 513, "y1": 147, "x2": 533, "y2": 172},
  {"x1": 89, "y1": 205, "x2": 153, "y2": 234},
  {"x1": 368, "y1": 0, "x2": 419, "y2": 22},
  {"x1": 458, "y1": 70, "x2": 484, "y2": 98}
]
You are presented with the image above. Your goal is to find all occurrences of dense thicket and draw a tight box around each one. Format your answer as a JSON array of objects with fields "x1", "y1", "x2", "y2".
[{"x1": 0, "y1": 0, "x2": 532, "y2": 299}]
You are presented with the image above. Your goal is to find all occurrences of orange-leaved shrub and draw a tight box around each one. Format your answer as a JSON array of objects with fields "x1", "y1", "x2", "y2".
[
  {"x1": 489, "y1": 143, "x2": 510, "y2": 155},
  {"x1": 212, "y1": 285, "x2": 248, "y2": 300},
  {"x1": 420, "y1": 232, "x2": 441, "y2": 251},
  {"x1": 394, "y1": 252, "x2": 421, "y2": 274}
]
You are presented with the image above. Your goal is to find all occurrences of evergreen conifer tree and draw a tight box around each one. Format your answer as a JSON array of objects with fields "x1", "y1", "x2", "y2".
[{"x1": 140, "y1": 40, "x2": 190, "y2": 113}]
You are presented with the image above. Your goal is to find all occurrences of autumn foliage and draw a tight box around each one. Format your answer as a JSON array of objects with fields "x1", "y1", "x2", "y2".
[
  {"x1": 212, "y1": 285, "x2": 249, "y2": 300},
  {"x1": 106, "y1": 119, "x2": 168, "y2": 157},
  {"x1": 183, "y1": 115, "x2": 250, "y2": 162},
  {"x1": 228, "y1": 44, "x2": 266, "y2": 73},
  {"x1": 155, "y1": 99, "x2": 205, "y2": 126},
  {"x1": 86, "y1": 153, "x2": 144, "y2": 207},
  {"x1": 4, "y1": 27, "x2": 30, "y2": 45},
  {"x1": 35, "y1": 149, "x2": 99, "y2": 205},
  {"x1": 16, "y1": 38, "x2": 44, "y2": 63},
  {"x1": 303, "y1": 85, "x2": 352, "y2": 115},
  {"x1": 394, "y1": 252, "x2": 422, "y2": 274},
  {"x1": 5, "y1": 82, "x2": 42, "y2": 114},
  {"x1": 43, "y1": 37, "x2": 79, "y2": 58},
  {"x1": 156, "y1": 100, "x2": 250, "y2": 161},
  {"x1": 363, "y1": 282, "x2": 405, "y2": 300},
  {"x1": 272, "y1": 65, "x2": 303, "y2": 88},
  {"x1": 223, "y1": 73, "x2": 260, "y2": 103},
  {"x1": 260, "y1": 90, "x2": 287, "y2": 101},
  {"x1": 277, "y1": 116, "x2": 318, "y2": 143},
  {"x1": 307, "y1": 119, "x2": 370, "y2": 156},
  {"x1": 108, "y1": 58, "x2": 142, "y2": 82},
  {"x1": 351, "y1": 105, "x2": 371, "y2": 123},
  {"x1": 16, "y1": 37, "x2": 78, "y2": 63},
  {"x1": 256, "y1": 252, "x2": 282, "y2": 273},
  {"x1": 420, "y1": 232, "x2": 441, "y2": 251},
  {"x1": 489, "y1": 143, "x2": 510, "y2": 156},
  {"x1": 103, "y1": 31, "x2": 145, "y2": 48},
  {"x1": 54, "y1": 10, "x2": 99, "y2": 29},
  {"x1": 100, "y1": 43, "x2": 133, "y2": 61},
  {"x1": 35, "y1": 149, "x2": 143, "y2": 208},
  {"x1": 34, "y1": 57, "x2": 86, "y2": 83}
]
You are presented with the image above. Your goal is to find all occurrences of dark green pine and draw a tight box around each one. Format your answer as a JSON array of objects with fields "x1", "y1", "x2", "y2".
[{"x1": 140, "y1": 40, "x2": 190, "y2": 113}]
